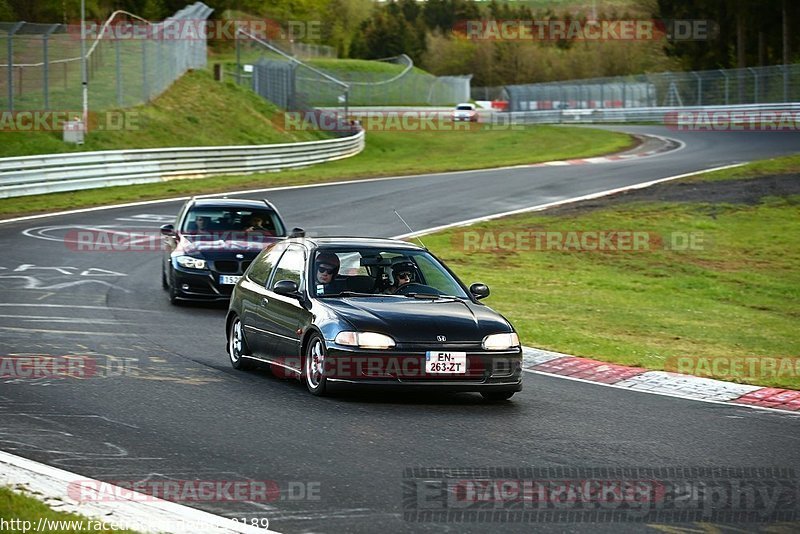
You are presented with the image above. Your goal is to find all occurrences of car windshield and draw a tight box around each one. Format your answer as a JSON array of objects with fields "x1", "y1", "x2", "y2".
[
  {"x1": 311, "y1": 247, "x2": 470, "y2": 299},
  {"x1": 182, "y1": 208, "x2": 285, "y2": 236},
  {"x1": 456, "y1": 104, "x2": 473, "y2": 110}
]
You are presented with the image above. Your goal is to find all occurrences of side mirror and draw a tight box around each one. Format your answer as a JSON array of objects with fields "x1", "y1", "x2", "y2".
[
  {"x1": 160, "y1": 224, "x2": 176, "y2": 237},
  {"x1": 273, "y1": 279, "x2": 301, "y2": 298},
  {"x1": 289, "y1": 227, "x2": 305, "y2": 238},
  {"x1": 469, "y1": 283, "x2": 490, "y2": 300}
]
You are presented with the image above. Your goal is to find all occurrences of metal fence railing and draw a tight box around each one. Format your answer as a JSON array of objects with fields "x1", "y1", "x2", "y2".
[
  {"x1": 235, "y1": 30, "x2": 471, "y2": 109},
  {"x1": 505, "y1": 64, "x2": 800, "y2": 112},
  {"x1": 0, "y1": 2, "x2": 212, "y2": 112},
  {"x1": 0, "y1": 129, "x2": 365, "y2": 198},
  {"x1": 507, "y1": 102, "x2": 800, "y2": 125}
]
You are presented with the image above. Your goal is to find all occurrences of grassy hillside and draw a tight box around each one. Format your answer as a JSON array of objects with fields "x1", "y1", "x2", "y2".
[{"x1": 0, "y1": 70, "x2": 327, "y2": 158}]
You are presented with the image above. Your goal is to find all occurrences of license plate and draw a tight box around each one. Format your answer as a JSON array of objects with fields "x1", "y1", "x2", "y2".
[
  {"x1": 219, "y1": 275, "x2": 241, "y2": 285},
  {"x1": 425, "y1": 351, "x2": 466, "y2": 374}
]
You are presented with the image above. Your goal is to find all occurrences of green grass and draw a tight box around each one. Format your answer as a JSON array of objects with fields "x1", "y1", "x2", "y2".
[
  {"x1": 0, "y1": 125, "x2": 632, "y2": 218},
  {"x1": 683, "y1": 153, "x2": 800, "y2": 182},
  {"x1": 0, "y1": 70, "x2": 326, "y2": 158},
  {"x1": 0, "y1": 486, "x2": 140, "y2": 533},
  {"x1": 422, "y1": 158, "x2": 800, "y2": 389}
]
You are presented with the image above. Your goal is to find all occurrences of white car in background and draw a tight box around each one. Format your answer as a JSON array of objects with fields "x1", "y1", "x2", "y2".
[{"x1": 452, "y1": 103, "x2": 478, "y2": 122}]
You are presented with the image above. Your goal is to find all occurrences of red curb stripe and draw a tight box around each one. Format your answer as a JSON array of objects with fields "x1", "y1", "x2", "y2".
[
  {"x1": 731, "y1": 387, "x2": 800, "y2": 411},
  {"x1": 531, "y1": 356, "x2": 647, "y2": 384}
]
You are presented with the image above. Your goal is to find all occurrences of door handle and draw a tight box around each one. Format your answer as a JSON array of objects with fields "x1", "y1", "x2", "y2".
[{"x1": 261, "y1": 297, "x2": 269, "y2": 306}]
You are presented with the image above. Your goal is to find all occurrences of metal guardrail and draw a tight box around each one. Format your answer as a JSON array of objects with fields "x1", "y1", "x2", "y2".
[
  {"x1": 508, "y1": 102, "x2": 800, "y2": 124},
  {"x1": 0, "y1": 130, "x2": 365, "y2": 198}
]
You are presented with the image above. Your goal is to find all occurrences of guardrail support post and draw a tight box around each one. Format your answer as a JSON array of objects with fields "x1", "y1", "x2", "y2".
[
  {"x1": 720, "y1": 70, "x2": 729, "y2": 105},
  {"x1": 115, "y1": 37, "x2": 123, "y2": 107},
  {"x1": 142, "y1": 40, "x2": 148, "y2": 102},
  {"x1": 6, "y1": 22, "x2": 24, "y2": 112},
  {"x1": 42, "y1": 25, "x2": 58, "y2": 110}
]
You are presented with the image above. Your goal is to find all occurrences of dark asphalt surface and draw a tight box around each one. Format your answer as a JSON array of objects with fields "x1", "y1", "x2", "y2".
[{"x1": 1, "y1": 126, "x2": 799, "y2": 533}]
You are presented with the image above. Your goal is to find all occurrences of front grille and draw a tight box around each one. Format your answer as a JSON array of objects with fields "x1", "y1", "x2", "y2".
[
  {"x1": 213, "y1": 260, "x2": 240, "y2": 274},
  {"x1": 395, "y1": 342, "x2": 483, "y2": 351},
  {"x1": 242, "y1": 261, "x2": 252, "y2": 271}
]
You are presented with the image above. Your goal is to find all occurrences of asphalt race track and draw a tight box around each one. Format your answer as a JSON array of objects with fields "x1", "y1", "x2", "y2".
[{"x1": 1, "y1": 126, "x2": 799, "y2": 533}]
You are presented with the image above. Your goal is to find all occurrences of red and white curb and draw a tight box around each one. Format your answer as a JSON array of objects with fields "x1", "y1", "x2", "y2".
[
  {"x1": 535, "y1": 134, "x2": 681, "y2": 166},
  {"x1": 523, "y1": 347, "x2": 800, "y2": 414},
  {"x1": 0, "y1": 451, "x2": 276, "y2": 533}
]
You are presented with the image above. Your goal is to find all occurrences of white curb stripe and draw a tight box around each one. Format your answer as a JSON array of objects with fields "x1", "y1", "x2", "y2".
[
  {"x1": 521, "y1": 347, "x2": 799, "y2": 415},
  {"x1": 0, "y1": 451, "x2": 277, "y2": 533}
]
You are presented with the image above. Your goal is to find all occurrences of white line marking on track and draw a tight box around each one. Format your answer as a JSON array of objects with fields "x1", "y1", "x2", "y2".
[
  {"x1": 0, "y1": 133, "x2": 684, "y2": 226},
  {"x1": 392, "y1": 163, "x2": 746, "y2": 239}
]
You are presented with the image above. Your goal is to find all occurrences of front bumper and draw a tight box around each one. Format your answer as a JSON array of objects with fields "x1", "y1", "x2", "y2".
[
  {"x1": 171, "y1": 264, "x2": 241, "y2": 301},
  {"x1": 321, "y1": 345, "x2": 523, "y2": 392}
]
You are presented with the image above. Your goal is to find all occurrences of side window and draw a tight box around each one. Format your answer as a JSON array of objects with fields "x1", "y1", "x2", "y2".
[
  {"x1": 270, "y1": 246, "x2": 305, "y2": 290},
  {"x1": 247, "y1": 244, "x2": 286, "y2": 286}
]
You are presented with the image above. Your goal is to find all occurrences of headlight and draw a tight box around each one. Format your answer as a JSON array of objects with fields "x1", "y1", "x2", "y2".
[
  {"x1": 175, "y1": 256, "x2": 207, "y2": 270},
  {"x1": 334, "y1": 331, "x2": 396, "y2": 349},
  {"x1": 482, "y1": 332, "x2": 520, "y2": 351}
]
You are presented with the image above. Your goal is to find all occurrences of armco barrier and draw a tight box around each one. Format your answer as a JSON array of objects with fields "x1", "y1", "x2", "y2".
[
  {"x1": 0, "y1": 129, "x2": 365, "y2": 198},
  {"x1": 508, "y1": 102, "x2": 800, "y2": 124}
]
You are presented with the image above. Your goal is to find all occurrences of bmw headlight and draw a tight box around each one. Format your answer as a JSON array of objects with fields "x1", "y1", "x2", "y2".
[
  {"x1": 482, "y1": 332, "x2": 520, "y2": 351},
  {"x1": 175, "y1": 255, "x2": 207, "y2": 270},
  {"x1": 334, "y1": 331, "x2": 396, "y2": 349}
]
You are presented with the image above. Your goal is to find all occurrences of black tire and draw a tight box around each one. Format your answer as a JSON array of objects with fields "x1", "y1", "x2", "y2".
[
  {"x1": 161, "y1": 262, "x2": 168, "y2": 290},
  {"x1": 303, "y1": 333, "x2": 328, "y2": 396},
  {"x1": 167, "y1": 267, "x2": 180, "y2": 305},
  {"x1": 481, "y1": 391, "x2": 515, "y2": 402},
  {"x1": 228, "y1": 316, "x2": 254, "y2": 370}
]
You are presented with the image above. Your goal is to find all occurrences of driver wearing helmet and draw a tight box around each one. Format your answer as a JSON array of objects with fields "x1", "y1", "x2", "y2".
[{"x1": 384, "y1": 261, "x2": 415, "y2": 294}]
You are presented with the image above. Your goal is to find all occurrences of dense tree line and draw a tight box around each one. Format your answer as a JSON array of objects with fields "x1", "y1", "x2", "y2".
[{"x1": 3, "y1": 0, "x2": 796, "y2": 84}]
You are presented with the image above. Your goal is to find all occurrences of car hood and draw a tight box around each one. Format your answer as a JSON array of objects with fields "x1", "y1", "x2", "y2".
[
  {"x1": 322, "y1": 297, "x2": 511, "y2": 344},
  {"x1": 177, "y1": 234, "x2": 279, "y2": 257}
]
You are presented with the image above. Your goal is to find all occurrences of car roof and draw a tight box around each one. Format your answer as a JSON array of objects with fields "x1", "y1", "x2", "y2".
[
  {"x1": 285, "y1": 236, "x2": 426, "y2": 251},
  {"x1": 188, "y1": 198, "x2": 275, "y2": 210}
]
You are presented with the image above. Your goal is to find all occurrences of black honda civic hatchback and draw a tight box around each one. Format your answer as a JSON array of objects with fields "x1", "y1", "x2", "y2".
[
  {"x1": 160, "y1": 197, "x2": 293, "y2": 304},
  {"x1": 225, "y1": 237, "x2": 523, "y2": 400}
]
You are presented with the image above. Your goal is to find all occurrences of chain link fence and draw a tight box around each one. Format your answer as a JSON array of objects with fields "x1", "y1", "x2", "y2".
[
  {"x1": 237, "y1": 31, "x2": 471, "y2": 109},
  {"x1": 505, "y1": 64, "x2": 800, "y2": 112},
  {"x1": 0, "y1": 2, "x2": 212, "y2": 112}
]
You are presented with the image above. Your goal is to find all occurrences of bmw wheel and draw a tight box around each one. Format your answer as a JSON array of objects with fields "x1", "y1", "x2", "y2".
[
  {"x1": 304, "y1": 334, "x2": 328, "y2": 396},
  {"x1": 228, "y1": 316, "x2": 253, "y2": 370}
]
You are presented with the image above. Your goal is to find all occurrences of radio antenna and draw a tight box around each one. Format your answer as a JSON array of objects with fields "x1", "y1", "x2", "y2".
[{"x1": 394, "y1": 210, "x2": 426, "y2": 249}]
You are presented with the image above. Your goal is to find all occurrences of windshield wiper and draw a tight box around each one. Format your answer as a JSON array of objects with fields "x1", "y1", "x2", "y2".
[
  {"x1": 403, "y1": 292, "x2": 459, "y2": 300},
  {"x1": 325, "y1": 291, "x2": 379, "y2": 297}
]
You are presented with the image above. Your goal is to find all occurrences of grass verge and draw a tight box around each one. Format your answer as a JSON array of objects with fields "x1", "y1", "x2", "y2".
[
  {"x1": 422, "y1": 154, "x2": 800, "y2": 389},
  {"x1": 0, "y1": 125, "x2": 632, "y2": 219},
  {"x1": 0, "y1": 70, "x2": 326, "y2": 159},
  {"x1": 0, "y1": 486, "x2": 140, "y2": 533}
]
